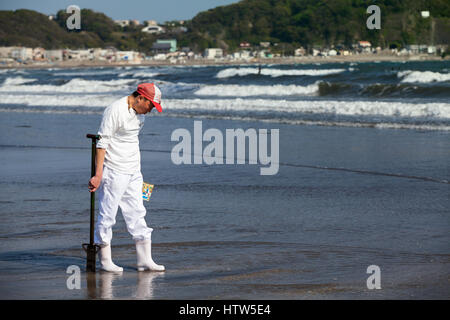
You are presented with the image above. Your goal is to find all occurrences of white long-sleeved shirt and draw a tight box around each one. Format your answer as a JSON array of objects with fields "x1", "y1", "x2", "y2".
[{"x1": 97, "y1": 96, "x2": 145, "y2": 174}]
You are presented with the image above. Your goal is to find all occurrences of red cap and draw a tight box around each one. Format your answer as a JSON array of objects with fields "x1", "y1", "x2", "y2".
[{"x1": 136, "y1": 83, "x2": 163, "y2": 112}]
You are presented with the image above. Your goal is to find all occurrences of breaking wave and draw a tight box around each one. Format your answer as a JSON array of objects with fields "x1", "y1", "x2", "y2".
[
  {"x1": 397, "y1": 70, "x2": 450, "y2": 83},
  {"x1": 163, "y1": 98, "x2": 450, "y2": 120},
  {"x1": 0, "y1": 77, "x2": 135, "y2": 93},
  {"x1": 2, "y1": 94, "x2": 449, "y2": 120},
  {"x1": 195, "y1": 83, "x2": 319, "y2": 97},
  {"x1": 216, "y1": 67, "x2": 347, "y2": 78},
  {"x1": 318, "y1": 81, "x2": 450, "y2": 98}
]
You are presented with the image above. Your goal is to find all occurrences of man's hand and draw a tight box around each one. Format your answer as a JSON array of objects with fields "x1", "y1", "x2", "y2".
[
  {"x1": 88, "y1": 148, "x2": 106, "y2": 192},
  {"x1": 88, "y1": 175, "x2": 102, "y2": 192}
]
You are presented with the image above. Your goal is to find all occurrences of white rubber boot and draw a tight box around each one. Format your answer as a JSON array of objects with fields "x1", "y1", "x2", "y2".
[
  {"x1": 135, "y1": 239, "x2": 165, "y2": 271},
  {"x1": 98, "y1": 244, "x2": 123, "y2": 273}
]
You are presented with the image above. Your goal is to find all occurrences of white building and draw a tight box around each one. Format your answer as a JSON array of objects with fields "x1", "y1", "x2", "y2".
[
  {"x1": 32, "y1": 47, "x2": 46, "y2": 61},
  {"x1": 153, "y1": 53, "x2": 167, "y2": 60},
  {"x1": 91, "y1": 48, "x2": 116, "y2": 61},
  {"x1": 257, "y1": 50, "x2": 267, "y2": 58},
  {"x1": 46, "y1": 49, "x2": 63, "y2": 61},
  {"x1": 358, "y1": 41, "x2": 372, "y2": 53},
  {"x1": 204, "y1": 48, "x2": 223, "y2": 59},
  {"x1": 10, "y1": 47, "x2": 33, "y2": 61},
  {"x1": 114, "y1": 20, "x2": 130, "y2": 27},
  {"x1": 312, "y1": 49, "x2": 321, "y2": 56},
  {"x1": 64, "y1": 49, "x2": 93, "y2": 61},
  {"x1": 141, "y1": 25, "x2": 165, "y2": 34},
  {"x1": 115, "y1": 51, "x2": 143, "y2": 63},
  {"x1": 294, "y1": 47, "x2": 306, "y2": 56},
  {"x1": 427, "y1": 46, "x2": 436, "y2": 54},
  {"x1": 327, "y1": 49, "x2": 337, "y2": 56},
  {"x1": 0, "y1": 47, "x2": 13, "y2": 58}
]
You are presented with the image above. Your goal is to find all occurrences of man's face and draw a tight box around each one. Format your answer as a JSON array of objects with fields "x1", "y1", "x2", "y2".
[{"x1": 134, "y1": 96, "x2": 154, "y2": 114}]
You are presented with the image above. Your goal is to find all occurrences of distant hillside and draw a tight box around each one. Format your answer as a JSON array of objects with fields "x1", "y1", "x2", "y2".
[
  {"x1": 181, "y1": 0, "x2": 450, "y2": 52},
  {"x1": 1, "y1": 1, "x2": 449, "y2": 54},
  {"x1": 0, "y1": 9, "x2": 157, "y2": 52}
]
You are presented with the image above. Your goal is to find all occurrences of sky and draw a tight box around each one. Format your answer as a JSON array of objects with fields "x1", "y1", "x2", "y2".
[{"x1": 0, "y1": 0, "x2": 241, "y2": 23}]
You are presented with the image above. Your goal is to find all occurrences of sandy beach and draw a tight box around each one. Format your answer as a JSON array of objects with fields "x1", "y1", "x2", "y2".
[
  {"x1": 0, "y1": 53, "x2": 447, "y2": 70},
  {"x1": 0, "y1": 111, "x2": 449, "y2": 299}
]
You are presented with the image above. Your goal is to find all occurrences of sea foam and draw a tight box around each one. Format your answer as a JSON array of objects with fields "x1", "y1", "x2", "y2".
[
  {"x1": 194, "y1": 83, "x2": 319, "y2": 97},
  {"x1": 163, "y1": 98, "x2": 450, "y2": 119},
  {"x1": 0, "y1": 77, "x2": 135, "y2": 93},
  {"x1": 216, "y1": 67, "x2": 347, "y2": 78},
  {"x1": 398, "y1": 70, "x2": 450, "y2": 83}
]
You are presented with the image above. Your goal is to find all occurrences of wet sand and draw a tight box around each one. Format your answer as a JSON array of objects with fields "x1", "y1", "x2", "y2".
[{"x1": 0, "y1": 112, "x2": 449, "y2": 299}]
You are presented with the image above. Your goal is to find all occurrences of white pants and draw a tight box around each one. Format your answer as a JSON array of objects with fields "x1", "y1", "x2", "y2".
[{"x1": 94, "y1": 165, "x2": 153, "y2": 245}]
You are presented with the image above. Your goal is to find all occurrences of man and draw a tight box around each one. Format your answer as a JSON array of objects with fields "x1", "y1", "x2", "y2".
[{"x1": 88, "y1": 83, "x2": 165, "y2": 273}]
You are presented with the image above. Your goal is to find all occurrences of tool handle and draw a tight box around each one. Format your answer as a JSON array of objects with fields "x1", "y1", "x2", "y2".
[
  {"x1": 86, "y1": 134, "x2": 100, "y2": 140},
  {"x1": 86, "y1": 134, "x2": 100, "y2": 247}
]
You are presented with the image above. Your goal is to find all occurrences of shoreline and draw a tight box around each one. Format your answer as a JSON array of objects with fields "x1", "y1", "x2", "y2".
[
  {"x1": 1, "y1": 54, "x2": 447, "y2": 70},
  {"x1": 1, "y1": 112, "x2": 449, "y2": 299}
]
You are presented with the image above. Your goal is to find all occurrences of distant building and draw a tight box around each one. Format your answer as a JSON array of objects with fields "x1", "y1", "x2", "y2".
[
  {"x1": 10, "y1": 47, "x2": 33, "y2": 61},
  {"x1": 312, "y1": 49, "x2": 321, "y2": 56},
  {"x1": 294, "y1": 47, "x2": 306, "y2": 56},
  {"x1": 46, "y1": 49, "x2": 63, "y2": 61},
  {"x1": 358, "y1": 41, "x2": 372, "y2": 53},
  {"x1": 91, "y1": 48, "x2": 115, "y2": 61},
  {"x1": 358, "y1": 41, "x2": 371, "y2": 48},
  {"x1": 142, "y1": 25, "x2": 165, "y2": 34},
  {"x1": 0, "y1": 47, "x2": 14, "y2": 58},
  {"x1": 172, "y1": 26, "x2": 188, "y2": 33},
  {"x1": 32, "y1": 48, "x2": 46, "y2": 61},
  {"x1": 204, "y1": 48, "x2": 223, "y2": 59},
  {"x1": 114, "y1": 20, "x2": 130, "y2": 27},
  {"x1": 116, "y1": 51, "x2": 141, "y2": 62},
  {"x1": 257, "y1": 50, "x2": 268, "y2": 58},
  {"x1": 151, "y1": 42, "x2": 172, "y2": 54},
  {"x1": 421, "y1": 11, "x2": 430, "y2": 18},
  {"x1": 327, "y1": 49, "x2": 337, "y2": 56},
  {"x1": 260, "y1": 42, "x2": 270, "y2": 48},
  {"x1": 153, "y1": 53, "x2": 167, "y2": 60},
  {"x1": 406, "y1": 44, "x2": 420, "y2": 54},
  {"x1": 155, "y1": 39, "x2": 177, "y2": 52},
  {"x1": 240, "y1": 42, "x2": 251, "y2": 48},
  {"x1": 232, "y1": 51, "x2": 251, "y2": 60},
  {"x1": 427, "y1": 46, "x2": 436, "y2": 54},
  {"x1": 130, "y1": 20, "x2": 140, "y2": 26},
  {"x1": 145, "y1": 20, "x2": 158, "y2": 26},
  {"x1": 64, "y1": 49, "x2": 92, "y2": 61}
]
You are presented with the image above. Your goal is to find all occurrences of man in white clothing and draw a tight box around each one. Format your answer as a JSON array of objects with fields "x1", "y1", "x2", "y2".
[{"x1": 88, "y1": 83, "x2": 165, "y2": 273}]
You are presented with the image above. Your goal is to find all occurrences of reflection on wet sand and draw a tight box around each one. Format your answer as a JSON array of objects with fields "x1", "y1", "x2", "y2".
[
  {"x1": 135, "y1": 272, "x2": 164, "y2": 299},
  {"x1": 86, "y1": 271, "x2": 163, "y2": 299}
]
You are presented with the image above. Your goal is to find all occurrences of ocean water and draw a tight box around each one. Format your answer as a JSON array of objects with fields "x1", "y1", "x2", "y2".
[
  {"x1": 0, "y1": 60, "x2": 449, "y2": 129},
  {"x1": 0, "y1": 61, "x2": 449, "y2": 299}
]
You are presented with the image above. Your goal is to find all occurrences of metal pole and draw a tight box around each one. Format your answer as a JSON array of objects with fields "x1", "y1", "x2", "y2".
[
  {"x1": 89, "y1": 135, "x2": 96, "y2": 245},
  {"x1": 83, "y1": 134, "x2": 101, "y2": 272}
]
